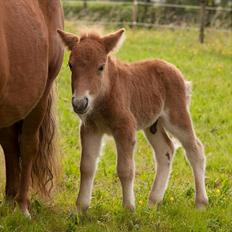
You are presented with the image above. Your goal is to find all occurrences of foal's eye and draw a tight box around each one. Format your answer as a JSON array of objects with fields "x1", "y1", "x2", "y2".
[
  {"x1": 68, "y1": 62, "x2": 73, "y2": 70},
  {"x1": 98, "y1": 64, "x2": 105, "y2": 73}
]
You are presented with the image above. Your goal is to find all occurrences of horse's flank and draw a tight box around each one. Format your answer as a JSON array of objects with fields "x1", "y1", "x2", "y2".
[{"x1": 0, "y1": 0, "x2": 63, "y2": 128}]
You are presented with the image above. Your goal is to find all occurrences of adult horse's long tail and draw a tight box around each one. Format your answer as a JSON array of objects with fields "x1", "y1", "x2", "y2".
[{"x1": 32, "y1": 86, "x2": 59, "y2": 197}]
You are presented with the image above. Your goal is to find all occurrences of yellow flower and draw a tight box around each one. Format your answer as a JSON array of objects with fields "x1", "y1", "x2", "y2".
[
  {"x1": 139, "y1": 200, "x2": 143, "y2": 205},
  {"x1": 170, "y1": 196, "x2": 174, "y2": 202},
  {"x1": 216, "y1": 188, "x2": 221, "y2": 194}
]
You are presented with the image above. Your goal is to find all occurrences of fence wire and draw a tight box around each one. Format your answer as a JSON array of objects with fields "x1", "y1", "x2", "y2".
[{"x1": 62, "y1": 0, "x2": 232, "y2": 31}]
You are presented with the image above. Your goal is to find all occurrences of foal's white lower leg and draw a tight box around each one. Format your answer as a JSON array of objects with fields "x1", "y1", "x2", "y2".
[
  {"x1": 184, "y1": 138, "x2": 208, "y2": 208},
  {"x1": 114, "y1": 126, "x2": 136, "y2": 211},
  {"x1": 162, "y1": 110, "x2": 208, "y2": 208},
  {"x1": 76, "y1": 124, "x2": 102, "y2": 213},
  {"x1": 144, "y1": 123, "x2": 175, "y2": 205},
  {"x1": 117, "y1": 155, "x2": 135, "y2": 210}
]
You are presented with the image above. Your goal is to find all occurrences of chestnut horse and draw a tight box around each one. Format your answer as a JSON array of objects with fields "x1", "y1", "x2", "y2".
[
  {"x1": 58, "y1": 28, "x2": 208, "y2": 212},
  {"x1": 0, "y1": 0, "x2": 64, "y2": 217}
]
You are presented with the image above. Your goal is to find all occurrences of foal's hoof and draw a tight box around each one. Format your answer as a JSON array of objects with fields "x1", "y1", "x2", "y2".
[
  {"x1": 148, "y1": 195, "x2": 163, "y2": 208},
  {"x1": 148, "y1": 199, "x2": 162, "y2": 209},
  {"x1": 124, "y1": 203, "x2": 135, "y2": 212},
  {"x1": 76, "y1": 202, "x2": 89, "y2": 214},
  {"x1": 195, "y1": 197, "x2": 208, "y2": 209}
]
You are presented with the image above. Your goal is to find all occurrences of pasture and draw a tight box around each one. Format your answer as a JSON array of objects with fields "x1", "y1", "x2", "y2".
[{"x1": 0, "y1": 22, "x2": 232, "y2": 231}]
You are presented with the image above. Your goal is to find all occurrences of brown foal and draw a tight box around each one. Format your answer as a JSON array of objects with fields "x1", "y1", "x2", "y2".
[{"x1": 58, "y1": 28, "x2": 208, "y2": 212}]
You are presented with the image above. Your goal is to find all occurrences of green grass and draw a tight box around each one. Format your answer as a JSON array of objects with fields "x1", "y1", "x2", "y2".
[{"x1": 0, "y1": 22, "x2": 232, "y2": 231}]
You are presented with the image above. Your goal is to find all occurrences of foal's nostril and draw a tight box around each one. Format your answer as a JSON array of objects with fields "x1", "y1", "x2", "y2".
[
  {"x1": 72, "y1": 96, "x2": 89, "y2": 114},
  {"x1": 83, "y1": 97, "x2": 88, "y2": 109},
  {"x1": 71, "y1": 96, "x2": 77, "y2": 109}
]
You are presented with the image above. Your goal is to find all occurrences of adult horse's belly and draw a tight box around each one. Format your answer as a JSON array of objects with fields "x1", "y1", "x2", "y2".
[
  {"x1": 0, "y1": 0, "x2": 48, "y2": 128},
  {"x1": 0, "y1": 34, "x2": 9, "y2": 98}
]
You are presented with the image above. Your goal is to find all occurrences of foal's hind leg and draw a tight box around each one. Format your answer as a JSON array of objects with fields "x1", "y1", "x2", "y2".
[
  {"x1": 0, "y1": 125, "x2": 20, "y2": 200},
  {"x1": 144, "y1": 120, "x2": 175, "y2": 206},
  {"x1": 162, "y1": 108, "x2": 208, "y2": 208}
]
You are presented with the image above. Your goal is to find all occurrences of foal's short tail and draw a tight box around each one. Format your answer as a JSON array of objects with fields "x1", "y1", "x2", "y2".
[
  {"x1": 168, "y1": 80, "x2": 192, "y2": 151},
  {"x1": 32, "y1": 86, "x2": 59, "y2": 197}
]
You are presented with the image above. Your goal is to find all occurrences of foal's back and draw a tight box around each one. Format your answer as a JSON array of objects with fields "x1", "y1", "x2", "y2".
[{"x1": 112, "y1": 58, "x2": 188, "y2": 130}]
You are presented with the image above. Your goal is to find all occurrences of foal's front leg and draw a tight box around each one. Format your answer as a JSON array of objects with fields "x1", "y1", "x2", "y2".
[
  {"x1": 114, "y1": 123, "x2": 136, "y2": 211},
  {"x1": 77, "y1": 123, "x2": 103, "y2": 213}
]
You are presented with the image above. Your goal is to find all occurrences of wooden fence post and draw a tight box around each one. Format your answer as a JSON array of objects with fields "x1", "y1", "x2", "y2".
[
  {"x1": 132, "y1": 0, "x2": 138, "y2": 29},
  {"x1": 83, "y1": 0, "x2": 88, "y2": 12},
  {"x1": 199, "y1": 0, "x2": 206, "y2": 43}
]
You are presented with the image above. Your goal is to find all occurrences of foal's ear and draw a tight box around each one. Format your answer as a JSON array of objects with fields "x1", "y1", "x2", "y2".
[
  {"x1": 102, "y1": 28, "x2": 125, "y2": 53},
  {"x1": 57, "y1": 29, "x2": 79, "y2": 51}
]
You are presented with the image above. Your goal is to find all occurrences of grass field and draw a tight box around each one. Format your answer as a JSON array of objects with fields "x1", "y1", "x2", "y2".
[{"x1": 0, "y1": 22, "x2": 232, "y2": 231}]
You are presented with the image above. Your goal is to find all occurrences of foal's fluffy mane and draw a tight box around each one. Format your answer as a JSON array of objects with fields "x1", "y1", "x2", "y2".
[
  {"x1": 78, "y1": 27, "x2": 125, "y2": 53},
  {"x1": 79, "y1": 27, "x2": 103, "y2": 42},
  {"x1": 80, "y1": 32, "x2": 102, "y2": 42}
]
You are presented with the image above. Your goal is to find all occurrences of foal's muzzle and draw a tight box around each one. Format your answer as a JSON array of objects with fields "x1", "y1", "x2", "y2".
[{"x1": 72, "y1": 96, "x2": 89, "y2": 114}]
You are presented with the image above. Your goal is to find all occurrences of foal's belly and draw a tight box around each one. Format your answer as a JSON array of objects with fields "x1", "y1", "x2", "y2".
[
  {"x1": 132, "y1": 100, "x2": 163, "y2": 130},
  {"x1": 135, "y1": 111, "x2": 161, "y2": 130}
]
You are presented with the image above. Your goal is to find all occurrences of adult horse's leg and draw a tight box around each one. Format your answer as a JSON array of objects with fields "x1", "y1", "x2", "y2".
[
  {"x1": 77, "y1": 123, "x2": 103, "y2": 213},
  {"x1": 144, "y1": 121, "x2": 175, "y2": 206},
  {"x1": 15, "y1": 52, "x2": 63, "y2": 216},
  {"x1": 0, "y1": 125, "x2": 20, "y2": 200},
  {"x1": 15, "y1": 94, "x2": 49, "y2": 217}
]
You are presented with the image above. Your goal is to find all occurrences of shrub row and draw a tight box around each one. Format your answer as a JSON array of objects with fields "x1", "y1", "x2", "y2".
[{"x1": 63, "y1": 2, "x2": 232, "y2": 29}]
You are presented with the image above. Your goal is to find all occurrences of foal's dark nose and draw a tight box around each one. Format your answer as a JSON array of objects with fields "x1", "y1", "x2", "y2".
[{"x1": 72, "y1": 96, "x2": 89, "y2": 114}]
